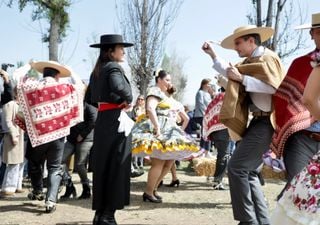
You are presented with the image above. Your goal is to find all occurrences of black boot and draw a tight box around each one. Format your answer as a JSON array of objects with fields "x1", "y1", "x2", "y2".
[
  {"x1": 100, "y1": 209, "x2": 117, "y2": 225},
  {"x1": 60, "y1": 179, "x2": 77, "y2": 199},
  {"x1": 78, "y1": 183, "x2": 91, "y2": 199},
  {"x1": 93, "y1": 210, "x2": 102, "y2": 225}
]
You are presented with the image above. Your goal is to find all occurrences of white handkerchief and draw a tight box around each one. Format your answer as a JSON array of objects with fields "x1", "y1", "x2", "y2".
[{"x1": 118, "y1": 110, "x2": 134, "y2": 136}]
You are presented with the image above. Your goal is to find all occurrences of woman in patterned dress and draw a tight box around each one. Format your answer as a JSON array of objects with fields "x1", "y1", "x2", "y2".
[
  {"x1": 131, "y1": 70, "x2": 198, "y2": 203},
  {"x1": 270, "y1": 51, "x2": 320, "y2": 225}
]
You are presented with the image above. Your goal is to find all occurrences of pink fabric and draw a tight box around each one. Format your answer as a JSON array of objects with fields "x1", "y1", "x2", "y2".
[
  {"x1": 202, "y1": 93, "x2": 226, "y2": 141},
  {"x1": 16, "y1": 77, "x2": 83, "y2": 147}
]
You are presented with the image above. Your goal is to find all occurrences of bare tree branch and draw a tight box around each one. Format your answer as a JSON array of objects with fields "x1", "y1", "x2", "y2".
[
  {"x1": 248, "y1": 0, "x2": 308, "y2": 60},
  {"x1": 116, "y1": 0, "x2": 183, "y2": 95}
]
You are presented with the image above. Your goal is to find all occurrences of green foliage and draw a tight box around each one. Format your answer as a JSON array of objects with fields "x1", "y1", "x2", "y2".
[{"x1": 8, "y1": 0, "x2": 70, "y2": 43}]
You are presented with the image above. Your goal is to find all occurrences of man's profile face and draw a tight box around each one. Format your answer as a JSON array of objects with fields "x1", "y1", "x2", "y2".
[{"x1": 234, "y1": 37, "x2": 251, "y2": 57}]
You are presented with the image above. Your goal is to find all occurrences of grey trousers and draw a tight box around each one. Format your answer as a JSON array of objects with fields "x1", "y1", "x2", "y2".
[
  {"x1": 62, "y1": 141, "x2": 92, "y2": 184},
  {"x1": 27, "y1": 138, "x2": 64, "y2": 203},
  {"x1": 228, "y1": 117, "x2": 272, "y2": 225}
]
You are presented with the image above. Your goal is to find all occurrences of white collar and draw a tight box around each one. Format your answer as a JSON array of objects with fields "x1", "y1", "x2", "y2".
[{"x1": 251, "y1": 46, "x2": 265, "y2": 57}]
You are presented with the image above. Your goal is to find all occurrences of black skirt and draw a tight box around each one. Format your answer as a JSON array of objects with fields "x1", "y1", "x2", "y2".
[{"x1": 91, "y1": 109, "x2": 132, "y2": 210}]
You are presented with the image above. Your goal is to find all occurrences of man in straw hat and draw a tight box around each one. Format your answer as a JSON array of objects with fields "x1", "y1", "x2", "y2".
[
  {"x1": 17, "y1": 60, "x2": 84, "y2": 213},
  {"x1": 271, "y1": 12, "x2": 320, "y2": 200},
  {"x1": 202, "y1": 24, "x2": 285, "y2": 225}
]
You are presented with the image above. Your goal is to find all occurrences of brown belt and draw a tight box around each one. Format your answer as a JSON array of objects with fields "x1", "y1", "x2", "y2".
[
  {"x1": 301, "y1": 130, "x2": 320, "y2": 142},
  {"x1": 252, "y1": 111, "x2": 271, "y2": 117}
]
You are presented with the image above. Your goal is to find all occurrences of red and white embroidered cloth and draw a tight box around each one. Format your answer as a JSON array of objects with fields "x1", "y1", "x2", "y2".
[
  {"x1": 271, "y1": 52, "x2": 316, "y2": 158},
  {"x1": 16, "y1": 77, "x2": 83, "y2": 147},
  {"x1": 202, "y1": 93, "x2": 226, "y2": 141}
]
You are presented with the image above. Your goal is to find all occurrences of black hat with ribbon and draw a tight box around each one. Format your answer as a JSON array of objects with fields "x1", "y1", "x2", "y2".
[{"x1": 90, "y1": 34, "x2": 134, "y2": 48}]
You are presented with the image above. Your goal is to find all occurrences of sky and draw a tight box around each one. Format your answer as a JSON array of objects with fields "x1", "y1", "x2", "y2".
[{"x1": 1, "y1": 0, "x2": 320, "y2": 106}]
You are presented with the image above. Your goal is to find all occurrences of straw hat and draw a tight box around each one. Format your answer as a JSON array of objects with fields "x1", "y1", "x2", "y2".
[
  {"x1": 295, "y1": 12, "x2": 320, "y2": 29},
  {"x1": 90, "y1": 34, "x2": 133, "y2": 48},
  {"x1": 32, "y1": 61, "x2": 71, "y2": 77},
  {"x1": 220, "y1": 25, "x2": 274, "y2": 49}
]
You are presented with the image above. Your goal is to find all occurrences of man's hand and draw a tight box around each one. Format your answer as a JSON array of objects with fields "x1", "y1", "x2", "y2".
[
  {"x1": 226, "y1": 63, "x2": 243, "y2": 83},
  {"x1": 201, "y1": 41, "x2": 217, "y2": 60}
]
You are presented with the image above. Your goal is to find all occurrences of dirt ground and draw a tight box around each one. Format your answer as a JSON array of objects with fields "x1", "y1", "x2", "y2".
[{"x1": 0, "y1": 162, "x2": 285, "y2": 225}]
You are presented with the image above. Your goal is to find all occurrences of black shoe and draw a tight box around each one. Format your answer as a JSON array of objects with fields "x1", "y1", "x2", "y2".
[
  {"x1": 238, "y1": 222, "x2": 259, "y2": 225},
  {"x1": 131, "y1": 169, "x2": 144, "y2": 178},
  {"x1": 93, "y1": 210, "x2": 102, "y2": 225},
  {"x1": 142, "y1": 192, "x2": 162, "y2": 203},
  {"x1": 27, "y1": 190, "x2": 45, "y2": 201},
  {"x1": 78, "y1": 183, "x2": 91, "y2": 199},
  {"x1": 153, "y1": 190, "x2": 162, "y2": 200},
  {"x1": 166, "y1": 179, "x2": 180, "y2": 187},
  {"x1": 213, "y1": 182, "x2": 228, "y2": 190},
  {"x1": 100, "y1": 209, "x2": 117, "y2": 225},
  {"x1": 60, "y1": 180, "x2": 77, "y2": 199}
]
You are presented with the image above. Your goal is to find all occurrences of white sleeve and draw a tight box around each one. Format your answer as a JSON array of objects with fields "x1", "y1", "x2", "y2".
[
  {"x1": 242, "y1": 75, "x2": 276, "y2": 94},
  {"x1": 212, "y1": 56, "x2": 229, "y2": 76},
  {"x1": 12, "y1": 64, "x2": 31, "y2": 85}
]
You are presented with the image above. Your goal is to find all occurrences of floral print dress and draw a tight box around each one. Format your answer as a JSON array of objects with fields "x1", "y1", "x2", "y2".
[
  {"x1": 271, "y1": 151, "x2": 320, "y2": 225},
  {"x1": 131, "y1": 86, "x2": 199, "y2": 160}
]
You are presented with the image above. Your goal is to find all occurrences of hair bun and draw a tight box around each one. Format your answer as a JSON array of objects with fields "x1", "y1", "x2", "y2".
[{"x1": 153, "y1": 68, "x2": 163, "y2": 77}]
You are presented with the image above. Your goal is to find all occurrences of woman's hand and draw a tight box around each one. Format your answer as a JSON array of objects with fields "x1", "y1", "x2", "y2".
[{"x1": 153, "y1": 126, "x2": 161, "y2": 137}]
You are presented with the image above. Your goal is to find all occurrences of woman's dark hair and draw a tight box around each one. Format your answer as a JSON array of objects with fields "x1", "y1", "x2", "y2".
[
  {"x1": 154, "y1": 69, "x2": 169, "y2": 83},
  {"x1": 43, "y1": 67, "x2": 60, "y2": 78},
  {"x1": 92, "y1": 45, "x2": 117, "y2": 78}
]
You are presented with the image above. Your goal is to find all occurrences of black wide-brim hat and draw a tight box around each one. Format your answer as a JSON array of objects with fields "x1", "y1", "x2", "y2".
[{"x1": 90, "y1": 34, "x2": 134, "y2": 48}]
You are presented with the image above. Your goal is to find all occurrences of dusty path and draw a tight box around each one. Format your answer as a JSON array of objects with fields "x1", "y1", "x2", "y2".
[{"x1": 0, "y1": 163, "x2": 285, "y2": 225}]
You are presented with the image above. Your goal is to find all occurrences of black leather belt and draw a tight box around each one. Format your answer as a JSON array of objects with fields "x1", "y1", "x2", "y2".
[{"x1": 301, "y1": 130, "x2": 320, "y2": 142}]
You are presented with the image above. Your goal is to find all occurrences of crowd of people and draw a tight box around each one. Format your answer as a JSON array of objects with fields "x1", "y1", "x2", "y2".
[{"x1": 0, "y1": 11, "x2": 319, "y2": 225}]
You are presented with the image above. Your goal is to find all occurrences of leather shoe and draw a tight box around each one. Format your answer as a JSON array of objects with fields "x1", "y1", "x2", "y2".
[
  {"x1": 99, "y1": 210, "x2": 117, "y2": 225},
  {"x1": 93, "y1": 210, "x2": 101, "y2": 225},
  {"x1": 142, "y1": 192, "x2": 162, "y2": 203},
  {"x1": 238, "y1": 222, "x2": 259, "y2": 225},
  {"x1": 131, "y1": 169, "x2": 144, "y2": 178}
]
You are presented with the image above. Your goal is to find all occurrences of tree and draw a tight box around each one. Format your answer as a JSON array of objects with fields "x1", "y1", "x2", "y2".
[
  {"x1": 116, "y1": 0, "x2": 183, "y2": 96},
  {"x1": 247, "y1": 0, "x2": 307, "y2": 60},
  {"x1": 161, "y1": 51, "x2": 187, "y2": 102},
  {"x1": 7, "y1": 0, "x2": 71, "y2": 61}
]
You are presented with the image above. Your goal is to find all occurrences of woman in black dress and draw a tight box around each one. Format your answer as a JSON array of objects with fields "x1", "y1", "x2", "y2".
[{"x1": 88, "y1": 34, "x2": 133, "y2": 225}]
